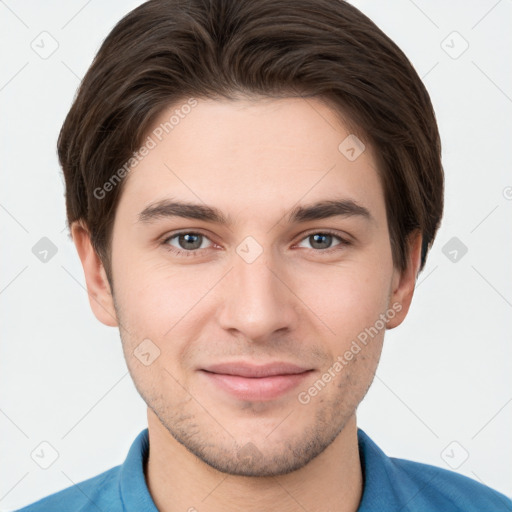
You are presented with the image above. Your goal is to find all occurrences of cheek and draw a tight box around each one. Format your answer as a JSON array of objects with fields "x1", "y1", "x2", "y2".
[
  {"x1": 112, "y1": 252, "x2": 218, "y2": 346},
  {"x1": 295, "y1": 261, "x2": 392, "y2": 338}
]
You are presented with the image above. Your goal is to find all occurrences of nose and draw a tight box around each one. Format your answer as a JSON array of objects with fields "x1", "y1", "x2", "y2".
[{"x1": 216, "y1": 245, "x2": 300, "y2": 342}]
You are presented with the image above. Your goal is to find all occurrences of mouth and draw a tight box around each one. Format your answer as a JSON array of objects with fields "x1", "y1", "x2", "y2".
[{"x1": 199, "y1": 361, "x2": 314, "y2": 401}]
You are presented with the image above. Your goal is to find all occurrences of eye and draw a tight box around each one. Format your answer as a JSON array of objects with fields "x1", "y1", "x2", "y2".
[
  {"x1": 163, "y1": 232, "x2": 214, "y2": 256},
  {"x1": 296, "y1": 231, "x2": 348, "y2": 252},
  {"x1": 161, "y1": 230, "x2": 350, "y2": 258}
]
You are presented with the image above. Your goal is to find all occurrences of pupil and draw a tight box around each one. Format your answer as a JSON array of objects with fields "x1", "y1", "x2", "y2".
[
  {"x1": 180, "y1": 233, "x2": 201, "y2": 250},
  {"x1": 312, "y1": 233, "x2": 331, "y2": 249}
]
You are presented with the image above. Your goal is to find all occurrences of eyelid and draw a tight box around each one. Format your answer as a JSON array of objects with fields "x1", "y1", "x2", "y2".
[
  {"x1": 296, "y1": 227, "x2": 350, "y2": 240},
  {"x1": 293, "y1": 229, "x2": 351, "y2": 251},
  {"x1": 162, "y1": 230, "x2": 216, "y2": 250}
]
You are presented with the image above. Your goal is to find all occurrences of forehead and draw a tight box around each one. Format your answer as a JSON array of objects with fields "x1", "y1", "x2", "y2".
[{"x1": 115, "y1": 97, "x2": 385, "y2": 227}]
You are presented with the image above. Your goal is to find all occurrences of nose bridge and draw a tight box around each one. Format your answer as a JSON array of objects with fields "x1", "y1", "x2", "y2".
[{"x1": 217, "y1": 240, "x2": 298, "y2": 340}]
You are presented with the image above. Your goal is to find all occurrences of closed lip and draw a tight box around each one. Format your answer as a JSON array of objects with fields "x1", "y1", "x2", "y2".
[{"x1": 201, "y1": 361, "x2": 312, "y2": 378}]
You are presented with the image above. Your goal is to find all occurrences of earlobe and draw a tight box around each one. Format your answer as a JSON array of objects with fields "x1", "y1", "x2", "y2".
[
  {"x1": 71, "y1": 221, "x2": 118, "y2": 327},
  {"x1": 386, "y1": 230, "x2": 423, "y2": 330}
]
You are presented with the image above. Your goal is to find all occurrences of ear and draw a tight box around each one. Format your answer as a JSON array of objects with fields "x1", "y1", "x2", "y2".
[
  {"x1": 386, "y1": 230, "x2": 422, "y2": 329},
  {"x1": 71, "y1": 221, "x2": 118, "y2": 327}
]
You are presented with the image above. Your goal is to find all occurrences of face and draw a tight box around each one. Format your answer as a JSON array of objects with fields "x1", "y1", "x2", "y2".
[{"x1": 81, "y1": 97, "x2": 415, "y2": 477}]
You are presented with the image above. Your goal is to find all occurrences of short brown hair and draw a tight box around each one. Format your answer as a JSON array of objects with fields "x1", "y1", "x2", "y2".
[{"x1": 58, "y1": 0, "x2": 443, "y2": 280}]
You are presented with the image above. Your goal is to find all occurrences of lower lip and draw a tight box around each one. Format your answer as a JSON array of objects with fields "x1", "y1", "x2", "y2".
[{"x1": 200, "y1": 370, "x2": 312, "y2": 401}]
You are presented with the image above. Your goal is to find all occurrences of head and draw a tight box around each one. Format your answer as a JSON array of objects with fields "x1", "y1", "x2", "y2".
[{"x1": 62, "y1": 0, "x2": 443, "y2": 477}]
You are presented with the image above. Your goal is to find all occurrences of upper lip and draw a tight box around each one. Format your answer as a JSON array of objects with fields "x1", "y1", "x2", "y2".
[{"x1": 201, "y1": 362, "x2": 312, "y2": 378}]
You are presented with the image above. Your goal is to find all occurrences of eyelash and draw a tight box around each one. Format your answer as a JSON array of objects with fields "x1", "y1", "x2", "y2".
[{"x1": 161, "y1": 230, "x2": 351, "y2": 258}]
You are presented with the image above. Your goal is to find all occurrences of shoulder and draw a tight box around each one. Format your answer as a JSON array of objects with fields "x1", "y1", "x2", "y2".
[
  {"x1": 13, "y1": 465, "x2": 122, "y2": 512},
  {"x1": 357, "y1": 429, "x2": 512, "y2": 512},
  {"x1": 387, "y1": 454, "x2": 512, "y2": 511}
]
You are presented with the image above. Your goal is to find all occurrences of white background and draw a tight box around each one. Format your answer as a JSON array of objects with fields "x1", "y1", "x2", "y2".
[{"x1": 1, "y1": 0, "x2": 511, "y2": 510}]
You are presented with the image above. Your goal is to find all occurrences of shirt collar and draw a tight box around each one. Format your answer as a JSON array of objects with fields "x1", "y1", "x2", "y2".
[
  {"x1": 356, "y1": 428, "x2": 405, "y2": 510},
  {"x1": 119, "y1": 428, "x2": 159, "y2": 511},
  {"x1": 118, "y1": 427, "x2": 397, "y2": 511}
]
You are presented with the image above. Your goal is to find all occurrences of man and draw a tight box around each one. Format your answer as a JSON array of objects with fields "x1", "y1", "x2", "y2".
[{"x1": 16, "y1": 0, "x2": 511, "y2": 510}]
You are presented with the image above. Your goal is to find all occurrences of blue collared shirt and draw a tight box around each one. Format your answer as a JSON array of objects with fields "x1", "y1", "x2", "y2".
[{"x1": 15, "y1": 428, "x2": 512, "y2": 511}]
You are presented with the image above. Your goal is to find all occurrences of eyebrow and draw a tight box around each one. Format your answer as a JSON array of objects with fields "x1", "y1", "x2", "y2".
[{"x1": 138, "y1": 198, "x2": 373, "y2": 225}]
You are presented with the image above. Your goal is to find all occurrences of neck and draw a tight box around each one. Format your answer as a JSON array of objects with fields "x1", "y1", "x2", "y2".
[{"x1": 144, "y1": 409, "x2": 363, "y2": 512}]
